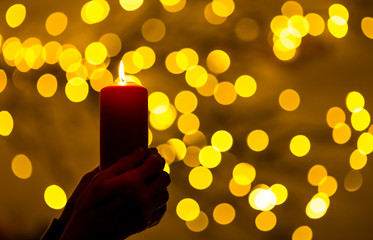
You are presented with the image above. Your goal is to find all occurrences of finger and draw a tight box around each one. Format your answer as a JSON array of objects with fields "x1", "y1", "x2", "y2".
[
  {"x1": 130, "y1": 153, "x2": 165, "y2": 183},
  {"x1": 148, "y1": 147, "x2": 158, "y2": 155},
  {"x1": 106, "y1": 147, "x2": 147, "y2": 176},
  {"x1": 152, "y1": 190, "x2": 169, "y2": 210},
  {"x1": 146, "y1": 171, "x2": 171, "y2": 195},
  {"x1": 148, "y1": 205, "x2": 167, "y2": 228}
]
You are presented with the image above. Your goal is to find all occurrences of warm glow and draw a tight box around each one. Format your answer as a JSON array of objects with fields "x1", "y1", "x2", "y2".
[
  {"x1": 351, "y1": 108, "x2": 371, "y2": 131},
  {"x1": 0, "y1": 70, "x2": 7, "y2": 93},
  {"x1": 281, "y1": 1, "x2": 303, "y2": 17},
  {"x1": 362, "y1": 17, "x2": 373, "y2": 39},
  {"x1": 177, "y1": 113, "x2": 200, "y2": 134},
  {"x1": 213, "y1": 203, "x2": 236, "y2": 225},
  {"x1": 211, "y1": 130, "x2": 233, "y2": 152},
  {"x1": 0, "y1": 111, "x2": 14, "y2": 136},
  {"x1": 318, "y1": 176, "x2": 338, "y2": 197},
  {"x1": 344, "y1": 170, "x2": 363, "y2": 192},
  {"x1": 249, "y1": 188, "x2": 277, "y2": 211},
  {"x1": 167, "y1": 138, "x2": 187, "y2": 161},
  {"x1": 44, "y1": 185, "x2": 67, "y2": 210},
  {"x1": 229, "y1": 178, "x2": 251, "y2": 197},
  {"x1": 326, "y1": 107, "x2": 346, "y2": 128},
  {"x1": 247, "y1": 129, "x2": 269, "y2": 152},
  {"x1": 120, "y1": 0, "x2": 144, "y2": 11},
  {"x1": 306, "y1": 193, "x2": 329, "y2": 219},
  {"x1": 149, "y1": 92, "x2": 170, "y2": 114},
  {"x1": 183, "y1": 146, "x2": 201, "y2": 168},
  {"x1": 279, "y1": 89, "x2": 300, "y2": 111},
  {"x1": 346, "y1": 91, "x2": 365, "y2": 112},
  {"x1": 332, "y1": 123, "x2": 351, "y2": 144},
  {"x1": 235, "y1": 18, "x2": 260, "y2": 42},
  {"x1": 185, "y1": 211, "x2": 208, "y2": 232},
  {"x1": 270, "y1": 184, "x2": 288, "y2": 205},
  {"x1": 233, "y1": 163, "x2": 256, "y2": 185},
  {"x1": 189, "y1": 166, "x2": 213, "y2": 190},
  {"x1": 46, "y1": 12, "x2": 68, "y2": 36},
  {"x1": 176, "y1": 198, "x2": 200, "y2": 221},
  {"x1": 292, "y1": 226, "x2": 313, "y2": 240},
  {"x1": 308, "y1": 164, "x2": 328, "y2": 186},
  {"x1": 11, "y1": 154, "x2": 32, "y2": 179},
  {"x1": 199, "y1": 145, "x2": 222, "y2": 168},
  {"x1": 37, "y1": 74, "x2": 58, "y2": 98},
  {"x1": 175, "y1": 91, "x2": 198, "y2": 113},
  {"x1": 357, "y1": 132, "x2": 373, "y2": 154},
  {"x1": 6, "y1": 4, "x2": 26, "y2": 28},
  {"x1": 141, "y1": 18, "x2": 166, "y2": 43},
  {"x1": 235, "y1": 75, "x2": 257, "y2": 98},
  {"x1": 206, "y1": 50, "x2": 231, "y2": 74},
  {"x1": 349, "y1": 149, "x2": 367, "y2": 170},
  {"x1": 290, "y1": 135, "x2": 311, "y2": 157},
  {"x1": 65, "y1": 77, "x2": 89, "y2": 102},
  {"x1": 255, "y1": 211, "x2": 277, "y2": 231},
  {"x1": 214, "y1": 81, "x2": 237, "y2": 105},
  {"x1": 305, "y1": 13, "x2": 325, "y2": 36}
]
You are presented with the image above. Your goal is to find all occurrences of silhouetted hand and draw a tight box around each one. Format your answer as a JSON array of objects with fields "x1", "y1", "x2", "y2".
[{"x1": 59, "y1": 148, "x2": 170, "y2": 240}]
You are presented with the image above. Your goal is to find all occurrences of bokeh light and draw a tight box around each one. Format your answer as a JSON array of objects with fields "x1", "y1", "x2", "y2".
[
  {"x1": 279, "y1": 89, "x2": 300, "y2": 111},
  {"x1": 344, "y1": 170, "x2": 363, "y2": 192},
  {"x1": 211, "y1": 130, "x2": 233, "y2": 152},
  {"x1": 292, "y1": 225, "x2": 313, "y2": 240},
  {"x1": 6, "y1": 4, "x2": 26, "y2": 28},
  {"x1": 185, "y1": 211, "x2": 209, "y2": 232},
  {"x1": 44, "y1": 185, "x2": 67, "y2": 210},
  {"x1": 176, "y1": 198, "x2": 200, "y2": 221},
  {"x1": 255, "y1": 211, "x2": 277, "y2": 231},
  {"x1": 213, "y1": 203, "x2": 235, "y2": 225},
  {"x1": 308, "y1": 164, "x2": 328, "y2": 186},
  {"x1": 11, "y1": 154, "x2": 32, "y2": 179},
  {"x1": 142, "y1": 18, "x2": 166, "y2": 43},
  {"x1": 175, "y1": 91, "x2": 198, "y2": 113},
  {"x1": 199, "y1": 145, "x2": 222, "y2": 168},
  {"x1": 214, "y1": 81, "x2": 237, "y2": 105},
  {"x1": 247, "y1": 129, "x2": 269, "y2": 152},
  {"x1": 45, "y1": 12, "x2": 68, "y2": 36},
  {"x1": 233, "y1": 163, "x2": 256, "y2": 185},
  {"x1": 0, "y1": 111, "x2": 14, "y2": 136},
  {"x1": 37, "y1": 74, "x2": 58, "y2": 98},
  {"x1": 189, "y1": 166, "x2": 213, "y2": 190},
  {"x1": 235, "y1": 75, "x2": 257, "y2": 98},
  {"x1": 229, "y1": 178, "x2": 251, "y2": 197},
  {"x1": 290, "y1": 135, "x2": 311, "y2": 157}
]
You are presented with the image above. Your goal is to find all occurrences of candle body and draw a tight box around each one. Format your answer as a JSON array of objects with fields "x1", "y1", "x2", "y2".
[{"x1": 100, "y1": 84, "x2": 148, "y2": 170}]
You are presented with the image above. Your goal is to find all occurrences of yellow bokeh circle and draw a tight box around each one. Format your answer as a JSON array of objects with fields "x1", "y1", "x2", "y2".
[
  {"x1": 11, "y1": 154, "x2": 32, "y2": 179},
  {"x1": 65, "y1": 77, "x2": 89, "y2": 102},
  {"x1": 199, "y1": 145, "x2": 222, "y2": 168},
  {"x1": 290, "y1": 135, "x2": 311, "y2": 157},
  {"x1": 44, "y1": 185, "x2": 67, "y2": 210},
  {"x1": 37, "y1": 73, "x2": 58, "y2": 98},
  {"x1": 176, "y1": 198, "x2": 200, "y2": 221}
]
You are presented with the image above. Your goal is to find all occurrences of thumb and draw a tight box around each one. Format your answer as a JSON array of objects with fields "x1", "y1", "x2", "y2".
[{"x1": 106, "y1": 147, "x2": 147, "y2": 175}]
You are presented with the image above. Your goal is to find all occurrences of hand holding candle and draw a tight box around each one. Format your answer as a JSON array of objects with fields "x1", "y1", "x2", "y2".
[{"x1": 100, "y1": 62, "x2": 148, "y2": 170}]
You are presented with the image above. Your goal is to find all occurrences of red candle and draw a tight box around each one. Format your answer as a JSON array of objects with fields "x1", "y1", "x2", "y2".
[{"x1": 100, "y1": 62, "x2": 148, "y2": 170}]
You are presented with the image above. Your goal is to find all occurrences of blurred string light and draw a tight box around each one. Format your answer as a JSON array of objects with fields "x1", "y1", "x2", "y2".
[
  {"x1": 213, "y1": 203, "x2": 236, "y2": 225},
  {"x1": 185, "y1": 211, "x2": 208, "y2": 232},
  {"x1": 44, "y1": 185, "x2": 67, "y2": 210},
  {"x1": 11, "y1": 154, "x2": 32, "y2": 179},
  {"x1": 255, "y1": 211, "x2": 277, "y2": 231},
  {"x1": 292, "y1": 225, "x2": 313, "y2": 240},
  {"x1": 327, "y1": 4, "x2": 349, "y2": 38},
  {"x1": 6, "y1": 4, "x2": 26, "y2": 28},
  {"x1": 46, "y1": 12, "x2": 68, "y2": 36}
]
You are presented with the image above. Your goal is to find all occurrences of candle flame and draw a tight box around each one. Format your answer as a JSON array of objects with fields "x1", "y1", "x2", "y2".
[{"x1": 119, "y1": 61, "x2": 126, "y2": 83}]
